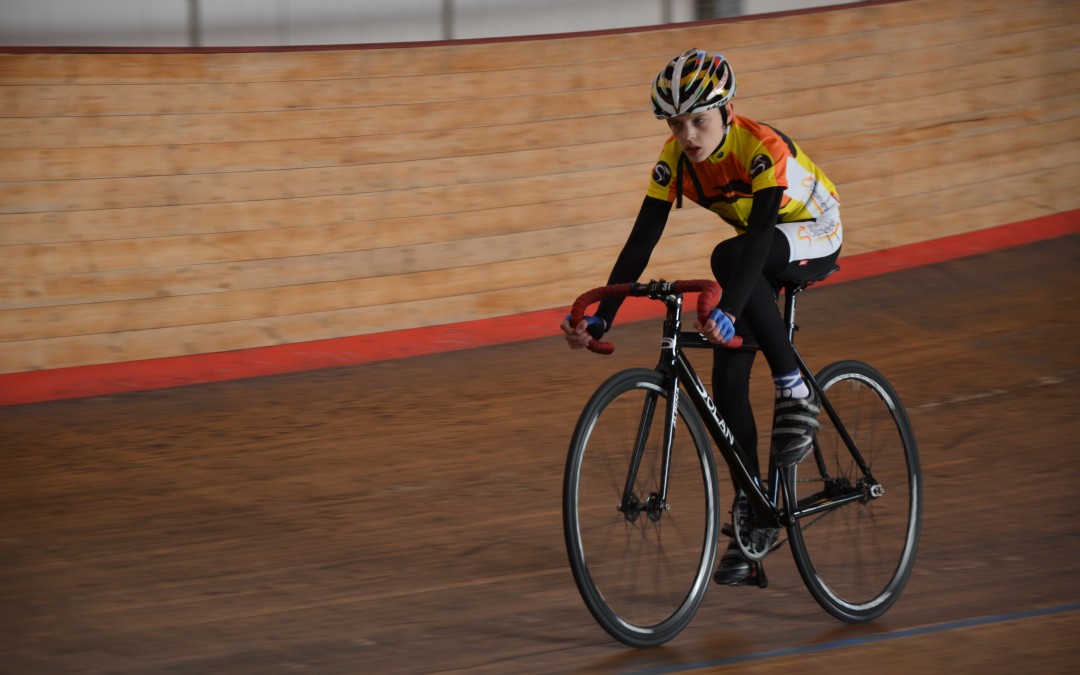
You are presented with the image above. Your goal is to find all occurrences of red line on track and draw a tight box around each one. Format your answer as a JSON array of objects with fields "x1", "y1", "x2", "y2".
[{"x1": 2, "y1": 210, "x2": 1076, "y2": 406}]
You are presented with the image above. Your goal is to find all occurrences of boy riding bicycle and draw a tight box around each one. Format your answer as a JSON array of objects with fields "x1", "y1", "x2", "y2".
[{"x1": 561, "y1": 49, "x2": 842, "y2": 585}]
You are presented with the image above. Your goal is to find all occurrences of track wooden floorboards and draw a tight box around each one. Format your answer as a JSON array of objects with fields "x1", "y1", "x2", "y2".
[{"x1": 3, "y1": 235, "x2": 1078, "y2": 673}]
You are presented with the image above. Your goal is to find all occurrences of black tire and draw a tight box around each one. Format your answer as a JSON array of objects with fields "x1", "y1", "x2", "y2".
[
  {"x1": 563, "y1": 368, "x2": 720, "y2": 647},
  {"x1": 785, "y1": 360, "x2": 922, "y2": 623}
]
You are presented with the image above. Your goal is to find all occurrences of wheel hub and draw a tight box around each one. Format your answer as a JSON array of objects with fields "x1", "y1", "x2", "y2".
[{"x1": 645, "y1": 492, "x2": 667, "y2": 522}]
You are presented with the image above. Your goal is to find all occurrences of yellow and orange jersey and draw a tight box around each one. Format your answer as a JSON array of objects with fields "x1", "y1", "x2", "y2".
[{"x1": 646, "y1": 114, "x2": 840, "y2": 232}]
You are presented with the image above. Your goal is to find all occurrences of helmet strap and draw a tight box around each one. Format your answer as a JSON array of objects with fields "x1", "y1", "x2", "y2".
[
  {"x1": 719, "y1": 104, "x2": 732, "y2": 142},
  {"x1": 676, "y1": 153, "x2": 707, "y2": 210},
  {"x1": 675, "y1": 153, "x2": 684, "y2": 209}
]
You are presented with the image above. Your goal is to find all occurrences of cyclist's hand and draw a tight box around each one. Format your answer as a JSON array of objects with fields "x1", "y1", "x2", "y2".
[
  {"x1": 561, "y1": 314, "x2": 606, "y2": 350},
  {"x1": 695, "y1": 308, "x2": 736, "y2": 344}
]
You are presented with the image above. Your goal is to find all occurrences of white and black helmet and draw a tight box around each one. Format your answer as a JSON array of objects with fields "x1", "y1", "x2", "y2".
[{"x1": 651, "y1": 49, "x2": 737, "y2": 119}]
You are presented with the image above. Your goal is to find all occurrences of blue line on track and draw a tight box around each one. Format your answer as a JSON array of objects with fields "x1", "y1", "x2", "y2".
[{"x1": 627, "y1": 602, "x2": 1080, "y2": 674}]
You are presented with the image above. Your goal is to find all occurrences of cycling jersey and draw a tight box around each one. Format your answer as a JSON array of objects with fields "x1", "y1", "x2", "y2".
[{"x1": 646, "y1": 114, "x2": 842, "y2": 261}]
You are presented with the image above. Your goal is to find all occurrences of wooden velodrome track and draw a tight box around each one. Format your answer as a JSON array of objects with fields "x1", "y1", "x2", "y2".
[
  {"x1": 2, "y1": 0, "x2": 1080, "y2": 671},
  {"x1": 3, "y1": 230, "x2": 1079, "y2": 673},
  {"x1": 2, "y1": 0, "x2": 1078, "y2": 389}
]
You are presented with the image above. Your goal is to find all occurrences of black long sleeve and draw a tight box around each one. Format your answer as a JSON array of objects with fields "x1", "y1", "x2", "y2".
[
  {"x1": 717, "y1": 186, "x2": 784, "y2": 319},
  {"x1": 595, "y1": 196, "x2": 672, "y2": 329}
]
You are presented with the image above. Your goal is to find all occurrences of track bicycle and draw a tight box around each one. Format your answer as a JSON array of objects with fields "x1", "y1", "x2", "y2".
[{"x1": 561, "y1": 270, "x2": 922, "y2": 647}]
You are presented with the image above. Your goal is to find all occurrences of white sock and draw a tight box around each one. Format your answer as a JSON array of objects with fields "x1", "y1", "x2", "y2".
[{"x1": 774, "y1": 368, "x2": 809, "y2": 399}]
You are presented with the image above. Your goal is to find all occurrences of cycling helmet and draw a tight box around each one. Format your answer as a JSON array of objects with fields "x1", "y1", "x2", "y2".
[{"x1": 650, "y1": 49, "x2": 737, "y2": 119}]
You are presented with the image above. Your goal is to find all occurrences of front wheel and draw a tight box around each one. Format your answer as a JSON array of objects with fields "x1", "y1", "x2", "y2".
[
  {"x1": 785, "y1": 360, "x2": 922, "y2": 623},
  {"x1": 563, "y1": 368, "x2": 720, "y2": 647}
]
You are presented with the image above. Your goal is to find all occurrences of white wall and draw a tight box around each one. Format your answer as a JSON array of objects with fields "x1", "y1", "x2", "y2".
[
  {"x1": 0, "y1": 0, "x2": 857, "y2": 47},
  {"x1": 453, "y1": 0, "x2": 690, "y2": 40},
  {"x1": 0, "y1": 0, "x2": 190, "y2": 47}
]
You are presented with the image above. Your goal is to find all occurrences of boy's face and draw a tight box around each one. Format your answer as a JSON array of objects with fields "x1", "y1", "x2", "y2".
[{"x1": 666, "y1": 105, "x2": 729, "y2": 163}]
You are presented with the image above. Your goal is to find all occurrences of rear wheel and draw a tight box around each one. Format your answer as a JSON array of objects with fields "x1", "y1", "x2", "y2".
[
  {"x1": 563, "y1": 368, "x2": 720, "y2": 647},
  {"x1": 785, "y1": 360, "x2": 922, "y2": 623}
]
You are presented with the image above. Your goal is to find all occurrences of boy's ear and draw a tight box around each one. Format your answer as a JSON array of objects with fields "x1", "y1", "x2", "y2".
[{"x1": 721, "y1": 102, "x2": 734, "y2": 125}]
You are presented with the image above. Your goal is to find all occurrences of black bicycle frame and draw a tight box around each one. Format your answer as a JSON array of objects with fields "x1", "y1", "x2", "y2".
[
  {"x1": 643, "y1": 287, "x2": 875, "y2": 528},
  {"x1": 782, "y1": 282, "x2": 877, "y2": 486},
  {"x1": 643, "y1": 292, "x2": 783, "y2": 527}
]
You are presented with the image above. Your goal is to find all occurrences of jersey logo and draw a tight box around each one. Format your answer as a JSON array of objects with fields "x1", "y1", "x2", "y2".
[
  {"x1": 653, "y1": 161, "x2": 672, "y2": 186},
  {"x1": 750, "y1": 153, "x2": 772, "y2": 178}
]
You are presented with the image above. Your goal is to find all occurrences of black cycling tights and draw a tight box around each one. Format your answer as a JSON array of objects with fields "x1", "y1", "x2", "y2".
[{"x1": 709, "y1": 230, "x2": 839, "y2": 481}]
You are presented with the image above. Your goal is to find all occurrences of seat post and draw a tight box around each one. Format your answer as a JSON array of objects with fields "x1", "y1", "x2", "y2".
[
  {"x1": 782, "y1": 264, "x2": 841, "y2": 345},
  {"x1": 782, "y1": 284, "x2": 800, "y2": 345}
]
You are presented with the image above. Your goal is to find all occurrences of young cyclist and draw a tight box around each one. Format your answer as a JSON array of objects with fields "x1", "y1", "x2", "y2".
[{"x1": 561, "y1": 48, "x2": 842, "y2": 585}]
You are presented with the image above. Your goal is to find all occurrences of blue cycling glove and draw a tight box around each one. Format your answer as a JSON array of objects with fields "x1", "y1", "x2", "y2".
[
  {"x1": 565, "y1": 314, "x2": 608, "y2": 340},
  {"x1": 707, "y1": 308, "x2": 736, "y2": 342}
]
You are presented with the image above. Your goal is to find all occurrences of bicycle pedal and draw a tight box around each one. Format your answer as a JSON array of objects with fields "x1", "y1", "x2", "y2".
[{"x1": 721, "y1": 522, "x2": 735, "y2": 538}]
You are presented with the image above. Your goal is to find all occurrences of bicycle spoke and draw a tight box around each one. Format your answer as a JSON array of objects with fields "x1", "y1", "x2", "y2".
[
  {"x1": 785, "y1": 361, "x2": 922, "y2": 623},
  {"x1": 564, "y1": 369, "x2": 720, "y2": 647}
]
